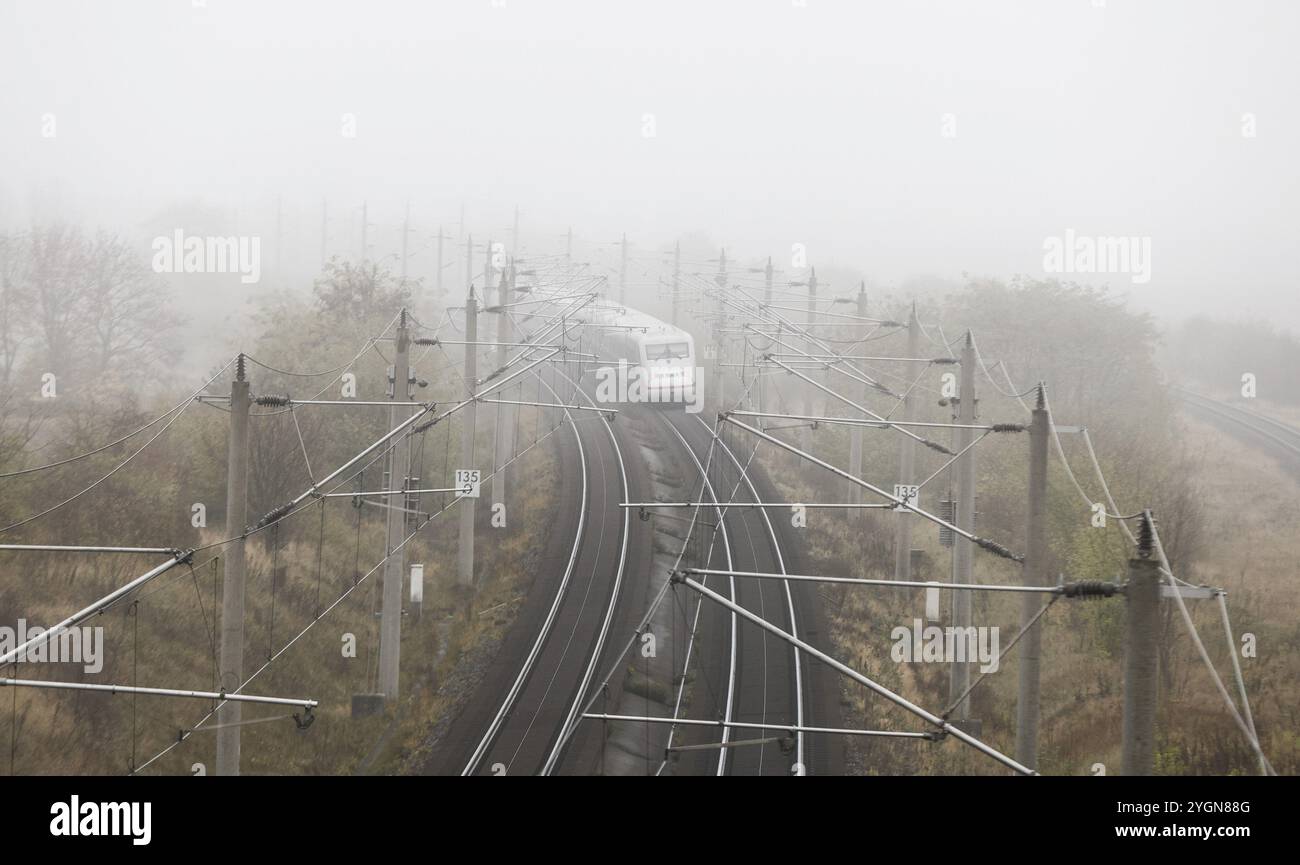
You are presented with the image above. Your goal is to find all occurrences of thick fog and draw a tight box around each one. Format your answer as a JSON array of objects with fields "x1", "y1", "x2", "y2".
[{"x1": 2, "y1": 0, "x2": 1298, "y2": 327}]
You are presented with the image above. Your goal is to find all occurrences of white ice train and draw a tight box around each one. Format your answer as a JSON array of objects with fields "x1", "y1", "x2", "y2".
[{"x1": 583, "y1": 302, "x2": 698, "y2": 408}]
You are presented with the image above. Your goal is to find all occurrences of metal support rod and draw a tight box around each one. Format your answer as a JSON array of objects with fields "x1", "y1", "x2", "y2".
[
  {"x1": 721, "y1": 414, "x2": 1007, "y2": 554},
  {"x1": 0, "y1": 555, "x2": 188, "y2": 668},
  {"x1": 0, "y1": 545, "x2": 179, "y2": 555},
  {"x1": 580, "y1": 712, "x2": 931, "y2": 739},
  {"x1": 480, "y1": 398, "x2": 615, "y2": 413},
  {"x1": 768, "y1": 357, "x2": 936, "y2": 450},
  {"x1": 727, "y1": 409, "x2": 1000, "y2": 431},
  {"x1": 763, "y1": 303, "x2": 890, "y2": 323},
  {"x1": 0, "y1": 677, "x2": 317, "y2": 709},
  {"x1": 268, "y1": 400, "x2": 429, "y2": 408},
  {"x1": 769, "y1": 353, "x2": 957, "y2": 363},
  {"x1": 321, "y1": 487, "x2": 458, "y2": 498},
  {"x1": 621, "y1": 501, "x2": 891, "y2": 510},
  {"x1": 674, "y1": 575, "x2": 1036, "y2": 775},
  {"x1": 684, "y1": 567, "x2": 1065, "y2": 594}
]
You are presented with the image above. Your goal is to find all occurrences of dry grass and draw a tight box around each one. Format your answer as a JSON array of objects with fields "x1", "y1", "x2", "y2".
[
  {"x1": 0, "y1": 411, "x2": 562, "y2": 776},
  {"x1": 758, "y1": 406, "x2": 1299, "y2": 775}
]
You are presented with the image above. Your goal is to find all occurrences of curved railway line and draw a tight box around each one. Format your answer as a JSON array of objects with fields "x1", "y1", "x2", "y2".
[
  {"x1": 454, "y1": 364, "x2": 630, "y2": 776},
  {"x1": 1178, "y1": 388, "x2": 1300, "y2": 460}
]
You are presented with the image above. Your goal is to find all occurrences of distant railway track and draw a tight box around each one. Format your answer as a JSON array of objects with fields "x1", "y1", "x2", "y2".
[{"x1": 1177, "y1": 388, "x2": 1300, "y2": 459}]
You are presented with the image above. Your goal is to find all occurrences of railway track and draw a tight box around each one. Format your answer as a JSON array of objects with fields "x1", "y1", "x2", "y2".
[
  {"x1": 1177, "y1": 388, "x2": 1300, "y2": 460},
  {"x1": 657, "y1": 411, "x2": 821, "y2": 775},
  {"x1": 428, "y1": 267, "x2": 839, "y2": 775},
  {"x1": 435, "y1": 362, "x2": 630, "y2": 777}
]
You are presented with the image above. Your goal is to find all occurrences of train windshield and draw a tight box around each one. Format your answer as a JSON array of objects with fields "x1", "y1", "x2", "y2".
[{"x1": 644, "y1": 341, "x2": 690, "y2": 361}]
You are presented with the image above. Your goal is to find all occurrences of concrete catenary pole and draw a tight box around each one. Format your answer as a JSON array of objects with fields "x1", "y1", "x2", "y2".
[
  {"x1": 400, "y1": 200, "x2": 410, "y2": 291},
  {"x1": 459, "y1": 288, "x2": 479, "y2": 588},
  {"x1": 893, "y1": 302, "x2": 920, "y2": 575},
  {"x1": 566, "y1": 227, "x2": 572, "y2": 263},
  {"x1": 947, "y1": 331, "x2": 978, "y2": 720},
  {"x1": 711, "y1": 248, "x2": 727, "y2": 410},
  {"x1": 1015, "y1": 383, "x2": 1050, "y2": 769},
  {"x1": 216, "y1": 354, "x2": 250, "y2": 776},
  {"x1": 484, "y1": 237, "x2": 494, "y2": 304},
  {"x1": 274, "y1": 196, "x2": 283, "y2": 283},
  {"x1": 671, "y1": 240, "x2": 681, "y2": 328},
  {"x1": 465, "y1": 234, "x2": 473, "y2": 291},
  {"x1": 1122, "y1": 512, "x2": 1161, "y2": 776},
  {"x1": 492, "y1": 266, "x2": 515, "y2": 511},
  {"x1": 759, "y1": 255, "x2": 773, "y2": 417},
  {"x1": 848, "y1": 283, "x2": 869, "y2": 503},
  {"x1": 435, "y1": 225, "x2": 444, "y2": 299},
  {"x1": 804, "y1": 267, "x2": 819, "y2": 419},
  {"x1": 379, "y1": 311, "x2": 412, "y2": 700},
  {"x1": 320, "y1": 198, "x2": 328, "y2": 266},
  {"x1": 361, "y1": 200, "x2": 368, "y2": 262},
  {"x1": 619, "y1": 233, "x2": 628, "y2": 306}
]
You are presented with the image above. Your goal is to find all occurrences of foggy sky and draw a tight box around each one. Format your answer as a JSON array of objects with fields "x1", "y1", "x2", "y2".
[{"x1": 2, "y1": 0, "x2": 1297, "y2": 328}]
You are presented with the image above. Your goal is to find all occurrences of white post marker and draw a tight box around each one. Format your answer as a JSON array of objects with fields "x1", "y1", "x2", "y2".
[
  {"x1": 892, "y1": 484, "x2": 919, "y2": 513},
  {"x1": 456, "y1": 469, "x2": 482, "y2": 499},
  {"x1": 410, "y1": 564, "x2": 424, "y2": 605},
  {"x1": 925, "y1": 582, "x2": 942, "y2": 622}
]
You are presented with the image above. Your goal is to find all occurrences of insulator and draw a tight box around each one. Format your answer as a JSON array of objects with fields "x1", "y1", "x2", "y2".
[
  {"x1": 253, "y1": 502, "x2": 293, "y2": 530},
  {"x1": 1062, "y1": 580, "x2": 1120, "y2": 599},
  {"x1": 1137, "y1": 513, "x2": 1156, "y2": 558},
  {"x1": 254, "y1": 394, "x2": 290, "y2": 407},
  {"x1": 975, "y1": 536, "x2": 1024, "y2": 563},
  {"x1": 412, "y1": 416, "x2": 440, "y2": 435},
  {"x1": 990, "y1": 423, "x2": 1026, "y2": 433},
  {"x1": 923, "y1": 439, "x2": 954, "y2": 456}
]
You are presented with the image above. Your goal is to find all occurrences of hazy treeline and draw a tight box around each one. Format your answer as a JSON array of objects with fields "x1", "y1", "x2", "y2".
[{"x1": 1164, "y1": 316, "x2": 1300, "y2": 403}]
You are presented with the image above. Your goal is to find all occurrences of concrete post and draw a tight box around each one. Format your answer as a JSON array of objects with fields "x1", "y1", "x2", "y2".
[
  {"x1": 459, "y1": 289, "x2": 479, "y2": 588},
  {"x1": 379, "y1": 311, "x2": 411, "y2": 699},
  {"x1": 892, "y1": 303, "x2": 920, "y2": 576},
  {"x1": 1015, "y1": 384, "x2": 1050, "y2": 769},
  {"x1": 948, "y1": 331, "x2": 977, "y2": 719},
  {"x1": 848, "y1": 283, "x2": 868, "y2": 503},
  {"x1": 1122, "y1": 514, "x2": 1161, "y2": 776},
  {"x1": 619, "y1": 233, "x2": 628, "y2": 306},
  {"x1": 216, "y1": 355, "x2": 250, "y2": 776},
  {"x1": 492, "y1": 266, "x2": 515, "y2": 510}
]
